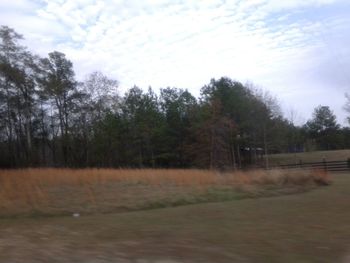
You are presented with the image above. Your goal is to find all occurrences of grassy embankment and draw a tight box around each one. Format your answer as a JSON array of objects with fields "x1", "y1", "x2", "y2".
[{"x1": 0, "y1": 168, "x2": 329, "y2": 218}]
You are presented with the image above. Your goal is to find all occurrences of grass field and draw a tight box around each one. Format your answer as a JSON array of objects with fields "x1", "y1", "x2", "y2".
[
  {"x1": 268, "y1": 149, "x2": 350, "y2": 166},
  {"x1": 0, "y1": 168, "x2": 329, "y2": 218},
  {"x1": 0, "y1": 170, "x2": 350, "y2": 263},
  {"x1": 0, "y1": 171, "x2": 349, "y2": 262}
]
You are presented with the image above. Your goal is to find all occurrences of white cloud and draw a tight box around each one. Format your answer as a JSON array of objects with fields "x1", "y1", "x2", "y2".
[{"x1": 0, "y1": 0, "x2": 350, "y2": 124}]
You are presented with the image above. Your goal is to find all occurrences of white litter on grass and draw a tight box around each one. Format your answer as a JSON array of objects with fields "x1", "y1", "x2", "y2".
[{"x1": 73, "y1": 213, "x2": 80, "y2": 218}]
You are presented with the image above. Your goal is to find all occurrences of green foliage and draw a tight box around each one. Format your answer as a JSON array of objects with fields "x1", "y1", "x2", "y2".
[
  {"x1": 305, "y1": 106, "x2": 339, "y2": 134},
  {"x1": 159, "y1": 87, "x2": 197, "y2": 167},
  {"x1": 304, "y1": 106, "x2": 341, "y2": 150}
]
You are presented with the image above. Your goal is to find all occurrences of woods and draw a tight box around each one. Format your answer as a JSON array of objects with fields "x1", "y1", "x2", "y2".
[{"x1": 0, "y1": 25, "x2": 349, "y2": 169}]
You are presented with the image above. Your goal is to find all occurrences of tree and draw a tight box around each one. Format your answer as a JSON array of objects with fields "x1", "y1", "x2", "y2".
[
  {"x1": 344, "y1": 93, "x2": 350, "y2": 124},
  {"x1": 0, "y1": 26, "x2": 40, "y2": 166},
  {"x1": 304, "y1": 105, "x2": 340, "y2": 150},
  {"x1": 72, "y1": 72, "x2": 119, "y2": 166},
  {"x1": 306, "y1": 106, "x2": 339, "y2": 134},
  {"x1": 186, "y1": 98, "x2": 236, "y2": 169},
  {"x1": 0, "y1": 26, "x2": 24, "y2": 166},
  {"x1": 5, "y1": 24, "x2": 350, "y2": 169},
  {"x1": 159, "y1": 87, "x2": 197, "y2": 167},
  {"x1": 37, "y1": 51, "x2": 78, "y2": 166},
  {"x1": 121, "y1": 86, "x2": 164, "y2": 167},
  {"x1": 81, "y1": 71, "x2": 119, "y2": 119},
  {"x1": 199, "y1": 78, "x2": 277, "y2": 168}
]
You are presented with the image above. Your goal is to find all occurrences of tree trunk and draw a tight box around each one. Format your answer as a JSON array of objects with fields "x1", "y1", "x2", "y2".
[{"x1": 263, "y1": 124, "x2": 269, "y2": 169}]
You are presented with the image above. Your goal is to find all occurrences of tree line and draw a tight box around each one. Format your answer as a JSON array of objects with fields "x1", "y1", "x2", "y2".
[{"x1": 1, "y1": 25, "x2": 349, "y2": 169}]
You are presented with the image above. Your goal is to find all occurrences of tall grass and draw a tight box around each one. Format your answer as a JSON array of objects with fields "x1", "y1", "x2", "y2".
[{"x1": 0, "y1": 168, "x2": 330, "y2": 217}]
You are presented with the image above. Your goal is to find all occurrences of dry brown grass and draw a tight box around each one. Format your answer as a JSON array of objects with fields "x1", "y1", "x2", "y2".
[{"x1": 0, "y1": 168, "x2": 330, "y2": 218}]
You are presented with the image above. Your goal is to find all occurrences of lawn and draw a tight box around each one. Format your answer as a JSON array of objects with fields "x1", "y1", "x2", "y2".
[
  {"x1": 268, "y1": 149, "x2": 350, "y2": 166},
  {"x1": 0, "y1": 170, "x2": 349, "y2": 262}
]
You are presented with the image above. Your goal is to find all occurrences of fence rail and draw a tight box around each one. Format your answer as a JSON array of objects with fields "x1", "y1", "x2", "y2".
[{"x1": 272, "y1": 160, "x2": 350, "y2": 172}]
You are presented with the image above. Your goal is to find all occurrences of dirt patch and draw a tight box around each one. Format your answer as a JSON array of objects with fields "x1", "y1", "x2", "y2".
[{"x1": 342, "y1": 250, "x2": 350, "y2": 263}]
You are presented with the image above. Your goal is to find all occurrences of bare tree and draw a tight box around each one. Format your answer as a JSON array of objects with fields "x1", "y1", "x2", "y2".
[{"x1": 344, "y1": 93, "x2": 350, "y2": 124}]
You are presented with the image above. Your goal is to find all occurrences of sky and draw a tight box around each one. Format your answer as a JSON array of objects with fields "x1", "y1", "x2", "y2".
[{"x1": 1, "y1": 0, "x2": 350, "y2": 125}]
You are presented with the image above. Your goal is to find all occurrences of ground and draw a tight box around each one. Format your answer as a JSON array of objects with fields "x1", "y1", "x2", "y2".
[{"x1": 0, "y1": 173, "x2": 349, "y2": 263}]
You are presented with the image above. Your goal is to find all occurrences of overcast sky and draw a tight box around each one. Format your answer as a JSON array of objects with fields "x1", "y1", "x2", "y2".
[{"x1": 1, "y1": 0, "x2": 349, "y2": 125}]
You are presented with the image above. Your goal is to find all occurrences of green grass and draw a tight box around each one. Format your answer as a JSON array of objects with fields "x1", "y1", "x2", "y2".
[
  {"x1": 268, "y1": 149, "x2": 350, "y2": 165},
  {"x1": 0, "y1": 173, "x2": 349, "y2": 263}
]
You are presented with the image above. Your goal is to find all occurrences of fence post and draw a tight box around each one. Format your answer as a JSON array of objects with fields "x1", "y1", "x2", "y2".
[{"x1": 322, "y1": 158, "x2": 327, "y2": 172}]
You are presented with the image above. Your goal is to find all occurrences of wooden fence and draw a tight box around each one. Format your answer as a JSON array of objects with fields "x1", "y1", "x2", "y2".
[{"x1": 273, "y1": 160, "x2": 350, "y2": 172}]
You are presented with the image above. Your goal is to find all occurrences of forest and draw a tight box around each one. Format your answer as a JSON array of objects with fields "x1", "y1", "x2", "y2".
[{"x1": 1, "y1": 25, "x2": 350, "y2": 169}]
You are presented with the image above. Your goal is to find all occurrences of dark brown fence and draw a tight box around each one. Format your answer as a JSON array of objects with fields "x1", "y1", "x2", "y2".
[{"x1": 273, "y1": 160, "x2": 350, "y2": 172}]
